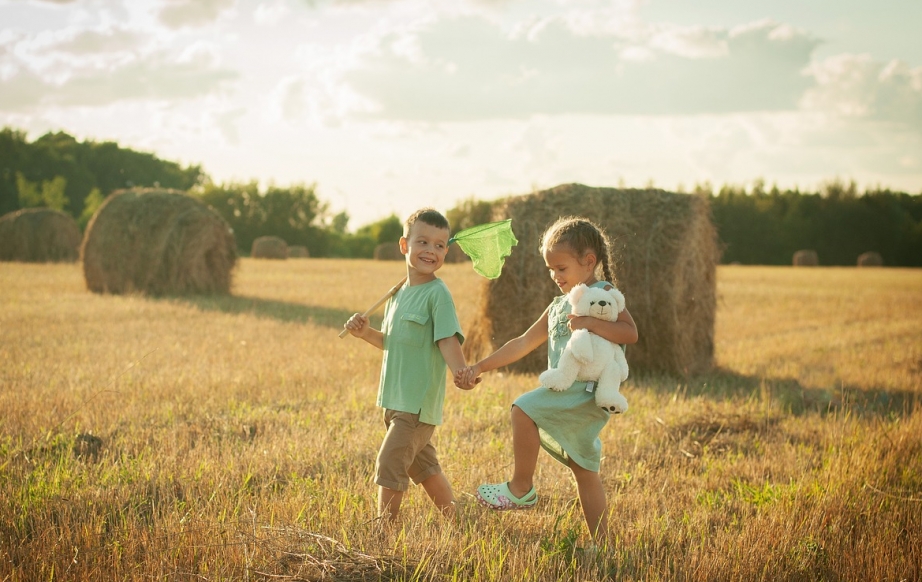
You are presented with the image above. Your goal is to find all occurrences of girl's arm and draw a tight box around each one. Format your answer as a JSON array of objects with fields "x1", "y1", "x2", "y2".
[
  {"x1": 462, "y1": 307, "x2": 551, "y2": 382},
  {"x1": 568, "y1": 307, "x2": 638, "y2": 346}
]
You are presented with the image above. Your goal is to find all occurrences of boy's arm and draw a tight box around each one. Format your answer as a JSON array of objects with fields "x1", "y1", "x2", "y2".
[
  {"x1": 437, "y1": 334, "x2": 467, "y2": 377},
  {"x1": 568, "y1": 307, "x2": 638, "y2": 346}
]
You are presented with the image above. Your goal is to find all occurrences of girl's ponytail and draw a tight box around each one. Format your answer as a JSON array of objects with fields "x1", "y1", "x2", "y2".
[{"x1": 597, "y1": 227, "x2": 616, "y2": 286}]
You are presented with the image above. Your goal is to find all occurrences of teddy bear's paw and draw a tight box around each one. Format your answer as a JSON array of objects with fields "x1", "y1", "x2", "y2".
[
  {"x1": 538, "y1": 370, "x2": 568, "y2": 391},
  {"x1": 599, "y1": 402, "x2": 628, "y2": 414},
  {"x1": 597, "y1": 394, "x2": 628, "y2": 414}
]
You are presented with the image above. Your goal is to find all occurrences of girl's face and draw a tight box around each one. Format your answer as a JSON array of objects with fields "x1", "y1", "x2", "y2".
[
  {"x1": 543, "y1": 244, "x2": 597, "y2": 293},
  {"x1": 400, "y1": 221, "x2": 450, "y2": 281}
]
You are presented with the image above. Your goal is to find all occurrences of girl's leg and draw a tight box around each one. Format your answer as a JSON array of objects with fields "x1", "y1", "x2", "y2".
[
  {"x1": 568, "y1": 459, "x2": 609, "y2": 541},
  {"x1": 509, "y1": 405, "x2": 541, "y2": 498},
  {"x1": 420, "y1": 472, "x2": 456, "y2": 517}
]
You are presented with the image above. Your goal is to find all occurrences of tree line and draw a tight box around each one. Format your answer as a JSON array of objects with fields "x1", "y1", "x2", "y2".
[
  {"x1": 698, "y1": 180, "x2": 922, "y2": 266},
  {"x1": 2, "y1": 127, "x2": 920, "y2": 266}
]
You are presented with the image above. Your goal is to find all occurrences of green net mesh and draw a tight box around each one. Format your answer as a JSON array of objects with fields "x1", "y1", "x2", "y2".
[{"x1": 449, "y1": 219, "x2": 518, "y2": 279}]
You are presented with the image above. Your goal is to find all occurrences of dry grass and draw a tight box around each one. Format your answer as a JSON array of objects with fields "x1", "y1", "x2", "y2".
[{"x1": 1, "y1": 260, "x2": 920, "y2": 581}]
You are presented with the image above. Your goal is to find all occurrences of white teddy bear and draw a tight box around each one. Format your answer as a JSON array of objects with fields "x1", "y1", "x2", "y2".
[{"x1": 538, "y1": 283, "x2": 630, "y2": 414}]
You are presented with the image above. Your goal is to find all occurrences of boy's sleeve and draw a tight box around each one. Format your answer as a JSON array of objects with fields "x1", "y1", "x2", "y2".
[{"x1": 431, "y1": 286, "x2": 464, "y2": 344}]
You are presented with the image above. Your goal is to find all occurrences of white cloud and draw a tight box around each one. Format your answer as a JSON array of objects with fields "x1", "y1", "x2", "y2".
[
  {"x1": 0, "y1": 68, "x2": 48, "y2": 110},
  {"x1": 0, "y1": 51, "x2": 238, "y2": 111},
  {"x1": 647, "y1": 24, "x2": 726, "y2": 59},
  {"x1": 214, "y1": 106, "x2": 246, "y2": 144},
  {"x1": 40, "y1": 27, "x2": 142, "y2": 55},
  {"x1": 339, "y1": 16, "x2": 819, "y2": 120},
  {"x1": 157, "y1": 0, "x2": 235, "y2": 29},
  {"x1": 269, "y1": 75, "x2": 307, "y2": 121},
  {"x1": 254, "y1": 1, "x2": 290, "y2": 25},
  {"x1": 802, "y1": 54, "x2": 922, "y2": 132}
]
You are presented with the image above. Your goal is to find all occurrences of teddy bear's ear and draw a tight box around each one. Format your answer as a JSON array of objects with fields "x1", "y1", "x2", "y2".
[
  {"x1": 608, "y1": 287, "x2": 625, "y2": 312},
  {"x1": 569, "y1": 283, "x2": 587, "y2": 305}
]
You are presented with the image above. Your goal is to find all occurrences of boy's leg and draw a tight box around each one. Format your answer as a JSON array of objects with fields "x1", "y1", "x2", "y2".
[
  {"x1": 378, "y1": 486, "x2": 404, "y2": 521},
  {"x1": 568, "y1": 459, "x2": 609, "y2": 541},
  {"x1": 419, "y1": 472, "x2": 455, "y2": 517},
  {"x1": 509, "y1": 405, "x2": 540, "y2": 498},
  {"x1": 376, "y1": 410, "x2": 422, "y2": 521}
]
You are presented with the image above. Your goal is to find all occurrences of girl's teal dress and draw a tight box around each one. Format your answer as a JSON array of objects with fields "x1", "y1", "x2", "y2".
[{"x1": 513, "y1": 281, "x2": 615, "y2": 472}]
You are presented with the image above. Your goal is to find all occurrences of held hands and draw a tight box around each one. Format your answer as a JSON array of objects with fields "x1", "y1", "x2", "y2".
[{"x1": 454, "y1": 365, "x2": 482, "y2": 390}]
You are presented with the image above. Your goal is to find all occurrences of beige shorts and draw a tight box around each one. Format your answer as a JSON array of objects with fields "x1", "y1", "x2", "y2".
[{"x1": 375, "y1": 409, "x2": 441, "y2": 492}]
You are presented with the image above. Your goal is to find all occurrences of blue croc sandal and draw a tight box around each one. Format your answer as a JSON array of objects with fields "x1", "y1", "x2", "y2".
[{"x1": 476, "y1": 482, "x2": 537, "y2": 510}]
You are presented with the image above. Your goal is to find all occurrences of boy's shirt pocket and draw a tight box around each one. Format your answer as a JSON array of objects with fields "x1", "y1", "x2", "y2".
[{"x1": 393, "y1": 312, "x2": 430, "y2": 347}]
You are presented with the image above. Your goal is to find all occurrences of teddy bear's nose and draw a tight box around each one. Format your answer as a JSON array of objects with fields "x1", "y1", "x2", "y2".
[{"x1": 598, "y1": 301, "x2": 608, "y2": 307}]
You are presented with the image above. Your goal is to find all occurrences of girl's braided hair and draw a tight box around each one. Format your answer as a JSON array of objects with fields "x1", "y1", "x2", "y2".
[{"x1": 540, "y1": 216, "x2": 617, "y2": 285}]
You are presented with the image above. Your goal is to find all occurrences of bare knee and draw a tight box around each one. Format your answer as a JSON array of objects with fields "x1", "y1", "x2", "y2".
[{"x1": 567, "y1": 459, "x2": 597, "y2": 482}]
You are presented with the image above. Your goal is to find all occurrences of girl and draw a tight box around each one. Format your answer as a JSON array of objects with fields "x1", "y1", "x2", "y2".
[{"x1": 455, "y1": 216, "x2": 637, "y2": 541}]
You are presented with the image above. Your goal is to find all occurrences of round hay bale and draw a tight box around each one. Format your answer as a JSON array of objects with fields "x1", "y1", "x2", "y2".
[
  {"x1": 793, "y1": 250, "x2": 819, "y2": 267},
  {"x1": 288, "y1": 245, "x2": 310, "y2": 258},
  {"x1": 81, "y1": 188, "x2": 236, "y2": 295},
  {"x1": 252, "y1": 236, "x2": 288, "y2": 259},
  {"x1": 374, "y1": 242, "x2": 403, "y2": 261},
  {"x1": 0, "y1": 207, "x2": 82, "y2": 263},
  {"x1": 857, "y1": 251, "x2": 883, "y2": 267},
  {"x1": 463, "y1": 183, "x2": 719, "y2": 377}
]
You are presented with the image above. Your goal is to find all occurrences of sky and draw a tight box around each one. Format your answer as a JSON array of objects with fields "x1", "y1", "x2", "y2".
[{"x1": 1, "y1": 0, "x2": 921, "y2": 229}]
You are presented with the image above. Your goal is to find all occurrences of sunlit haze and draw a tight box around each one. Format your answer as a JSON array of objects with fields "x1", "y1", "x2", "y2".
[{"x1": 2, "y1": 0, "x2": 920, "y2": 228}]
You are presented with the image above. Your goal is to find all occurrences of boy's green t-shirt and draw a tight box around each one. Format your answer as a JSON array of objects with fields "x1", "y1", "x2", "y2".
[{"x1": 377, "y1": 278, "x2": 463, "y2": 425}]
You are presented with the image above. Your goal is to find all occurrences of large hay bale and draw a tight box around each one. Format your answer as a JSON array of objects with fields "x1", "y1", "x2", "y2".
[
  {"x1": 793, "y1": 249, "x2": 819, "y2": 266},
  {"x1": 857, "y1": 251, "x2": 883, "y2": 267},
  {"x1": 288, "y1": 245, "x2": 310, "y2": 258},
  {"x1": 0, "y1": 208, "x2": 82, "y2": 263},
  {"x1": 81, "y1": 188, "x2": 236, "y2": 295},
  {"x1": 464, "y1": 183, "x2": 719, "y2": 377},
  {"x1": 374, "y1": 242, "x2": 403, "y2": 261},
  {"x1": 252, "y1": 236, "x2": 288, "y2": 259}
]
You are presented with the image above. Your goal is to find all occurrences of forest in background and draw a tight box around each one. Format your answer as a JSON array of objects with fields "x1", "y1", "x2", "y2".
[{"x1": 2, "y1": 127, "x2": 921, "y2": 266}]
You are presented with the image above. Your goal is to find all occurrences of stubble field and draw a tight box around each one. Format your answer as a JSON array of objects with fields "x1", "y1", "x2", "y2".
[{"x1": 1, "y1": 259, "x2": 921, "y2": 581}]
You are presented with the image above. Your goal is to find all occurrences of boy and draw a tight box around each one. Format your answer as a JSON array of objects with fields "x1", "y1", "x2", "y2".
[{"x1": 343, "y1": 208, "x2": 473, "y2": 521}]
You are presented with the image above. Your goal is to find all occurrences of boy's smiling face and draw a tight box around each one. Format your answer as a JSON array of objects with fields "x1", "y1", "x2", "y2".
[{"x1": 400, "y1": 221, "x2": 450, "y2": 283}]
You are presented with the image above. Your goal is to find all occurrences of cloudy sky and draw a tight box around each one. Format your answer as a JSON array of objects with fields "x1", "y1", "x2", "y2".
[{"x1": 2, "y1": 0, "x2": 920, "y2": 228}]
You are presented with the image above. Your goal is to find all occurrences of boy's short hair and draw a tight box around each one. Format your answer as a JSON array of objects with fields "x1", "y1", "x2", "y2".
[{"x1": 404, "y1": 208, "x2": 450, "y2": 236}]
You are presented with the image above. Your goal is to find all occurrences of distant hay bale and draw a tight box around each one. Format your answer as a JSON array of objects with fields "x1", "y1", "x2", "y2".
[
  {"x1": 81, "y1": 188, "x2": 236, "y2": 295},
  {"x1": 0, "y1": 207, "x2": 82, "y2": 263},
  {"x1": 464, "y1": 183, "x2": 719, "y2": 377},
  {"x1": 793, "y1": 250, "x2": 819, "y2": 267},
  {"x1": 252, "y1": 236, "x2": 288, "y2": 259},
  {"x1": 857, "y1": 251, "x2": 883, "y2": 267},
  {"x1": 445, "y1": 241, "x2": 469, "y2": 263},
  {"x1": 288, "y1": 245, "x2": 310, "y2": 258},
  {"x1": 374, "y1": 242, "x2": 403, "y2": 261}
]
